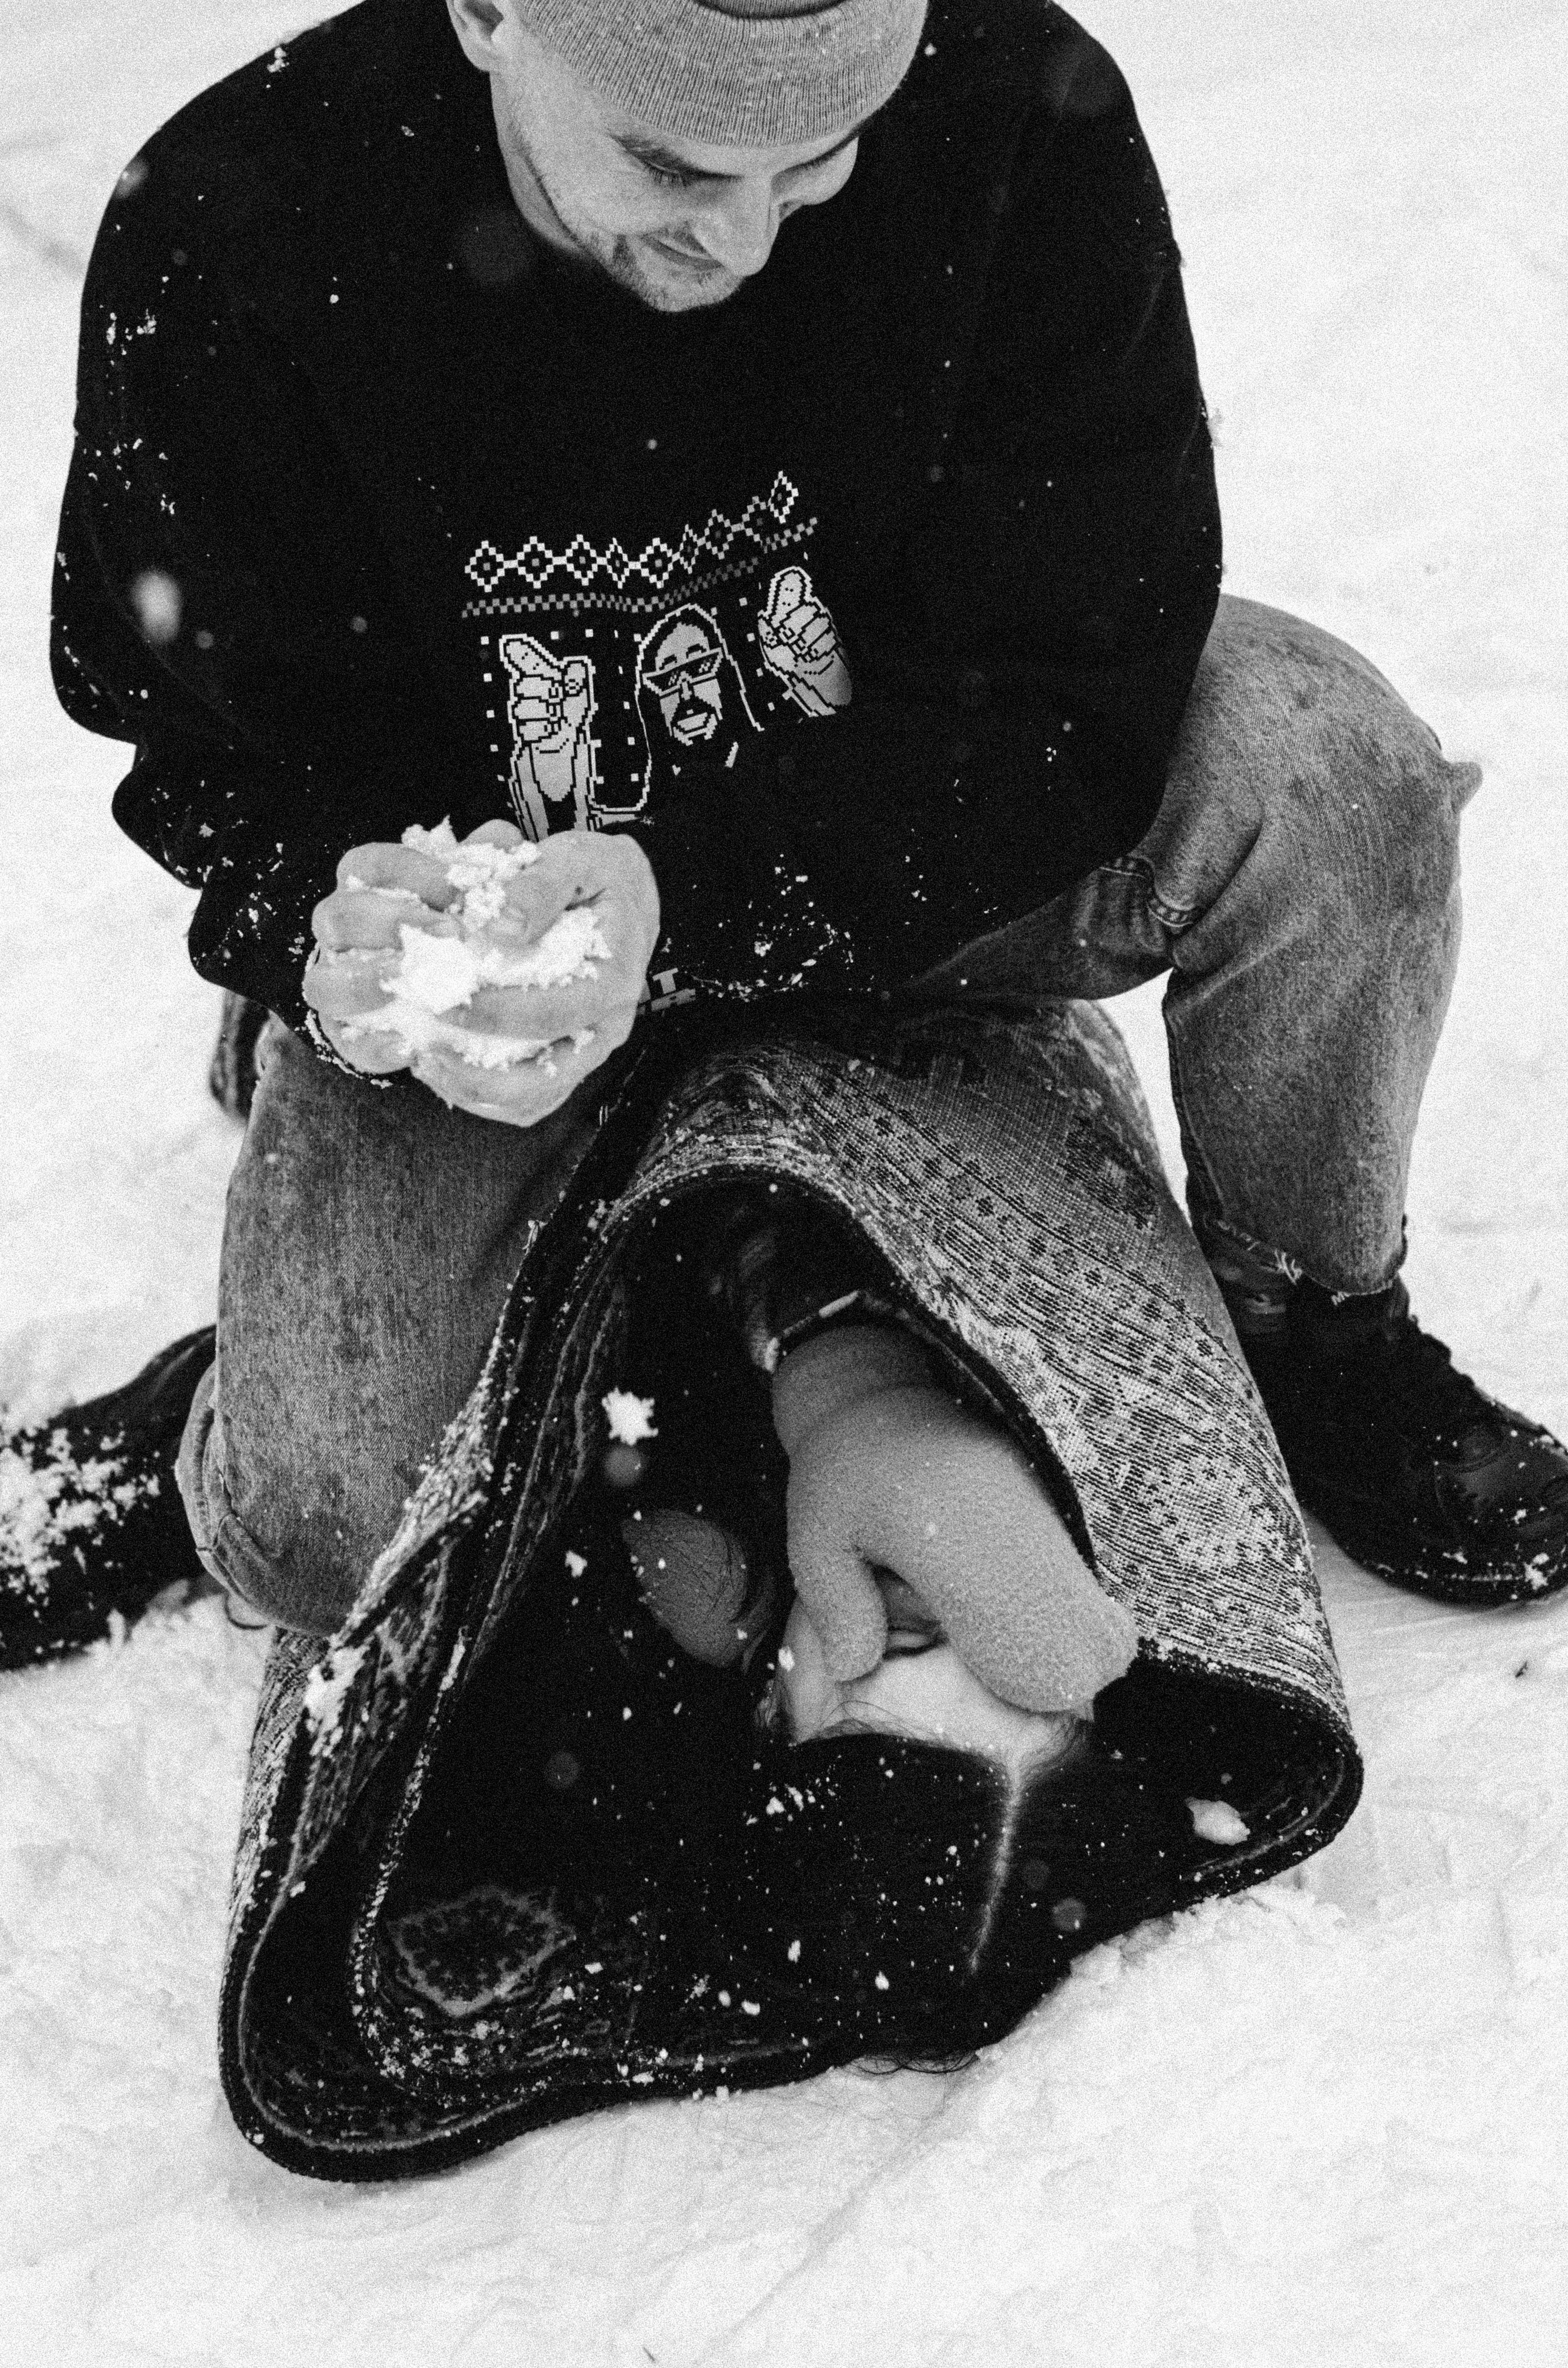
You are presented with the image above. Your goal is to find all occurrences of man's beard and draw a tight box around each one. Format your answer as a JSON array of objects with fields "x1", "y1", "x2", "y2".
[{"x1": 574, "y1": 217, "x2": 739, "y2": 316}]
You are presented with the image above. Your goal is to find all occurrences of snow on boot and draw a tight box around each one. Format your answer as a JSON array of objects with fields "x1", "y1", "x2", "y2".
[
  {"x1": 0, "y1": 1327, "x2": 217, "y2": 1669},
  {"x1": 1243, "y1": 1279, "x2": 1568, "y2": 1604}
]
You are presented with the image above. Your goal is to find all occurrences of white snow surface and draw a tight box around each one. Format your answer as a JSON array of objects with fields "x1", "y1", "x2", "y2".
[{"x1": 2, "y1": 2, "x2": 1565, "y2": 2360}]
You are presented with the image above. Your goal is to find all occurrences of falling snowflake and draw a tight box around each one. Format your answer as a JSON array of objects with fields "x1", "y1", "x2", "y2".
[{"x1": 602, "y1": 1391, "x2": 657, "y2": 1446}]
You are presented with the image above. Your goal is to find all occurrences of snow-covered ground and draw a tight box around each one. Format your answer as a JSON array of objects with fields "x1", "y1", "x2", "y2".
[{"x1": 2, "y1": 1, "x2": 1565, "y2": 2360}]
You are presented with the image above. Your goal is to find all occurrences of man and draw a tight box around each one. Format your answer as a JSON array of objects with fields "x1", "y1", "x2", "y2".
[{"x1": 9, "y1": 0, "x2": 1564, "y2": 1668}]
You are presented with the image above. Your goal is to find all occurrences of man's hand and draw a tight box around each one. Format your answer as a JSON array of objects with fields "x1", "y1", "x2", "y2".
[{"x1": 304, "y1": 821, "x2": 660, "y2": 1126}]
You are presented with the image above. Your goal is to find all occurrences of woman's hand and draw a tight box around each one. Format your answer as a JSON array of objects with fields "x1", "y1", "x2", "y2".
[{"x1": 773, "y1": 1325, "x2": 1138, "y2": 1715}]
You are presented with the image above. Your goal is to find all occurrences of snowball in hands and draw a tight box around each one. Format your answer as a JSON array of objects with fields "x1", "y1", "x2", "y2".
[{"x1": 344, "y1": 821, "x2": 612, "y2": 1071}]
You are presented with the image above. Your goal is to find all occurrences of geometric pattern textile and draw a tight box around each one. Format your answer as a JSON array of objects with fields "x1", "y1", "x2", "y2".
[{"x1": 219, "y1": 999, "x2": 1360, "y2": 2179}]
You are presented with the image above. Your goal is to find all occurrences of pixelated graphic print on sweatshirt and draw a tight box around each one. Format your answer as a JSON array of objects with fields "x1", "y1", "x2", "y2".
[{"x1": 462, "y1": 472, "x2": 850, "y2": 842}]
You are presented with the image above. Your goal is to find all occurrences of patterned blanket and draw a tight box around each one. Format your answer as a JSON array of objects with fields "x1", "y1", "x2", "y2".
[{"x1": 219, "y1": 999, "x2": 1360, "y2": 2179}]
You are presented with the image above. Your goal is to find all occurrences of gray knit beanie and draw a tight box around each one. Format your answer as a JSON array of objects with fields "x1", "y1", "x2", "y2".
[{"x1": 514, "y1": 0, "x2": 929, "y2": 148}]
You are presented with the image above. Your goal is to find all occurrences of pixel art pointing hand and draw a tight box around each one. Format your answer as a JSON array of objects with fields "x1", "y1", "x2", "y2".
[
  {"x1": 499, "y1": 633, "x2": 598, "y2": 838},
  {"x1": 756, "y1": 565, "x2": 852, "y2": 717},
  {"x1": 506, "y1": 645, "x2": 592, "y2": 754}
]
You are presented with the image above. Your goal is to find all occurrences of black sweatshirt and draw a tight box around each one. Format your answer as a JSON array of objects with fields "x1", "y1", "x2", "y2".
[{"x1": 52, "y1": 0, "x2": 1220, "y2": 1039}]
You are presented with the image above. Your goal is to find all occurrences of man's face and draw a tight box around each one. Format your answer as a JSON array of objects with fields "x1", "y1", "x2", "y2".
[
  {"x1": 645, "y1": 620, "x2": 725, "y2": 743},
  {"x1": 447, "y1": 0, "x2": 866, "y2": 312}
]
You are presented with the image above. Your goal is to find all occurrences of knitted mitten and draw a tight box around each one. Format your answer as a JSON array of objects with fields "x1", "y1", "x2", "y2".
[{"x1": 773, "y1": 1325, "x2": 1137, "y2": 1714}]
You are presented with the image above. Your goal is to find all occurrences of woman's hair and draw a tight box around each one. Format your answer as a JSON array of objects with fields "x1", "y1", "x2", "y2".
[{"x1": 719, "y1": 1718, "x2": 1095, "y2": 2061}]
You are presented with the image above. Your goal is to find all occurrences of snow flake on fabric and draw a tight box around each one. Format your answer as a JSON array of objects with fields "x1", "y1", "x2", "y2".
[{"x1": 302, "y1": 1641, "x2": 368, "y2": 1749}]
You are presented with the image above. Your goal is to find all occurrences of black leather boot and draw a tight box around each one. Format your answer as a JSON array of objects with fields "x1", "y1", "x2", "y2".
[
  {"x1": 1, "y1": 1327, "x2": 217, "y2": 1668},
  {"x1": 1242, "y1": 1278, "x2": 1568, "y2": 1605}
]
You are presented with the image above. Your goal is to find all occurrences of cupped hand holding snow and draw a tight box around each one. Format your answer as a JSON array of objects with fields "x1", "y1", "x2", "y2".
[
  {"x1": 305, "y1": 817, "x2": 660, "y2": 1125},
  {"x1": 367, "y1": 823, "x2": 611, "y2": 1071}
]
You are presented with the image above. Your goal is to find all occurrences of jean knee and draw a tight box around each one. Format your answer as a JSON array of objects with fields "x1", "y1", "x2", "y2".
[
  {"x1": 177, "y1": 1367, "x2": 361, "y2": 1638},
  {"x1": 1329, "y1": 726, "x2": 1478, "y2": 927},
  {"x1": 1160, "y1": 610, "x2": 1483, "y2": 981},
  {"x1": 1223, "y1": 602, "x2": 1477, "y2": 922}
]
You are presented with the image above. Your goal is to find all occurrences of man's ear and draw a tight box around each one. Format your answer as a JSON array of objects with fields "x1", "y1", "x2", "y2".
[{"x1": 445, "y1": 0, "x2": 508, "y2": 72}]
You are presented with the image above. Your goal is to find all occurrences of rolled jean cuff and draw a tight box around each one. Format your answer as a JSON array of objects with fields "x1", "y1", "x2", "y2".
[
  {"x1": 175, "y1": 1361, "x2": 283, "y2": 1630},
  {"x1": 1189, "y1": 1203, "x2": 1407, "y2": 1305}
]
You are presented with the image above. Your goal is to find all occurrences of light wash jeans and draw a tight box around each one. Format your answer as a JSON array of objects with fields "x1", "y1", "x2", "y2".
[{"x1": 178, "y1": 596, "x2": 1480, "y2": 1635}]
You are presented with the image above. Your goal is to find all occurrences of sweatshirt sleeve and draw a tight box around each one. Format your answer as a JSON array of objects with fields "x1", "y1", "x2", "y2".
[
  {"x1": 51, "y1": 162, "x2": 434, "y2": 1035},
  {"x1": 636, "y1": 39, "x2": 1222, "y2": 1000}
]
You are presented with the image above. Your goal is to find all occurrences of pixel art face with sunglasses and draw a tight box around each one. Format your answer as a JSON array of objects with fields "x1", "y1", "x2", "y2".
[{"x1": 635, "y1": 602, "x2": 761, "y2": 795}]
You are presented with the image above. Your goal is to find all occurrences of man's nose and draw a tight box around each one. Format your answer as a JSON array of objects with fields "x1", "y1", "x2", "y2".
[{"x1": 693, "y1": 180, "x2": 778, "y2": 277}]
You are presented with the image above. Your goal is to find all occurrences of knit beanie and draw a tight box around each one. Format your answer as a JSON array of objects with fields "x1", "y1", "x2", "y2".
[{"x1": 513, "y1": 0, "x2": 929, "y2": 149}]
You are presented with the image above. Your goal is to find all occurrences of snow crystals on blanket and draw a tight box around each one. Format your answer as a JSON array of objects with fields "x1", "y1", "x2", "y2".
[
  {"x1": 602, "y1": 1390, "x2": 658, "y2": 1446},
  {"x1": 1188, "y1": 1795, "x2": 1251, "y2": 1846},
  {"x1": 302, "y1": 1642, "x2": 368, "y2": 1749}
]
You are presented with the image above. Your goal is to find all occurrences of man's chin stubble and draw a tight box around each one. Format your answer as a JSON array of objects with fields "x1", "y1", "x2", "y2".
[{"x1": 611, "y1": 237, "x2": 739, "y2": 313}]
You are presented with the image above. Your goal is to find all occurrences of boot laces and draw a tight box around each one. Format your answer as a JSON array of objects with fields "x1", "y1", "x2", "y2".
[{"x1": 1373, "y1": 1291, "x2": 1507, "y2": 1447}]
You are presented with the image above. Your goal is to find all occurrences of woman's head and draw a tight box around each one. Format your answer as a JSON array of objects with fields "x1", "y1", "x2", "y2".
[
  {"x1": 768, "y1": 1585, "x2": 1086, "y2": 1772},
  {"x1": 703, "y1": 1566, "x2": 1088, "y2": 2040}
]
